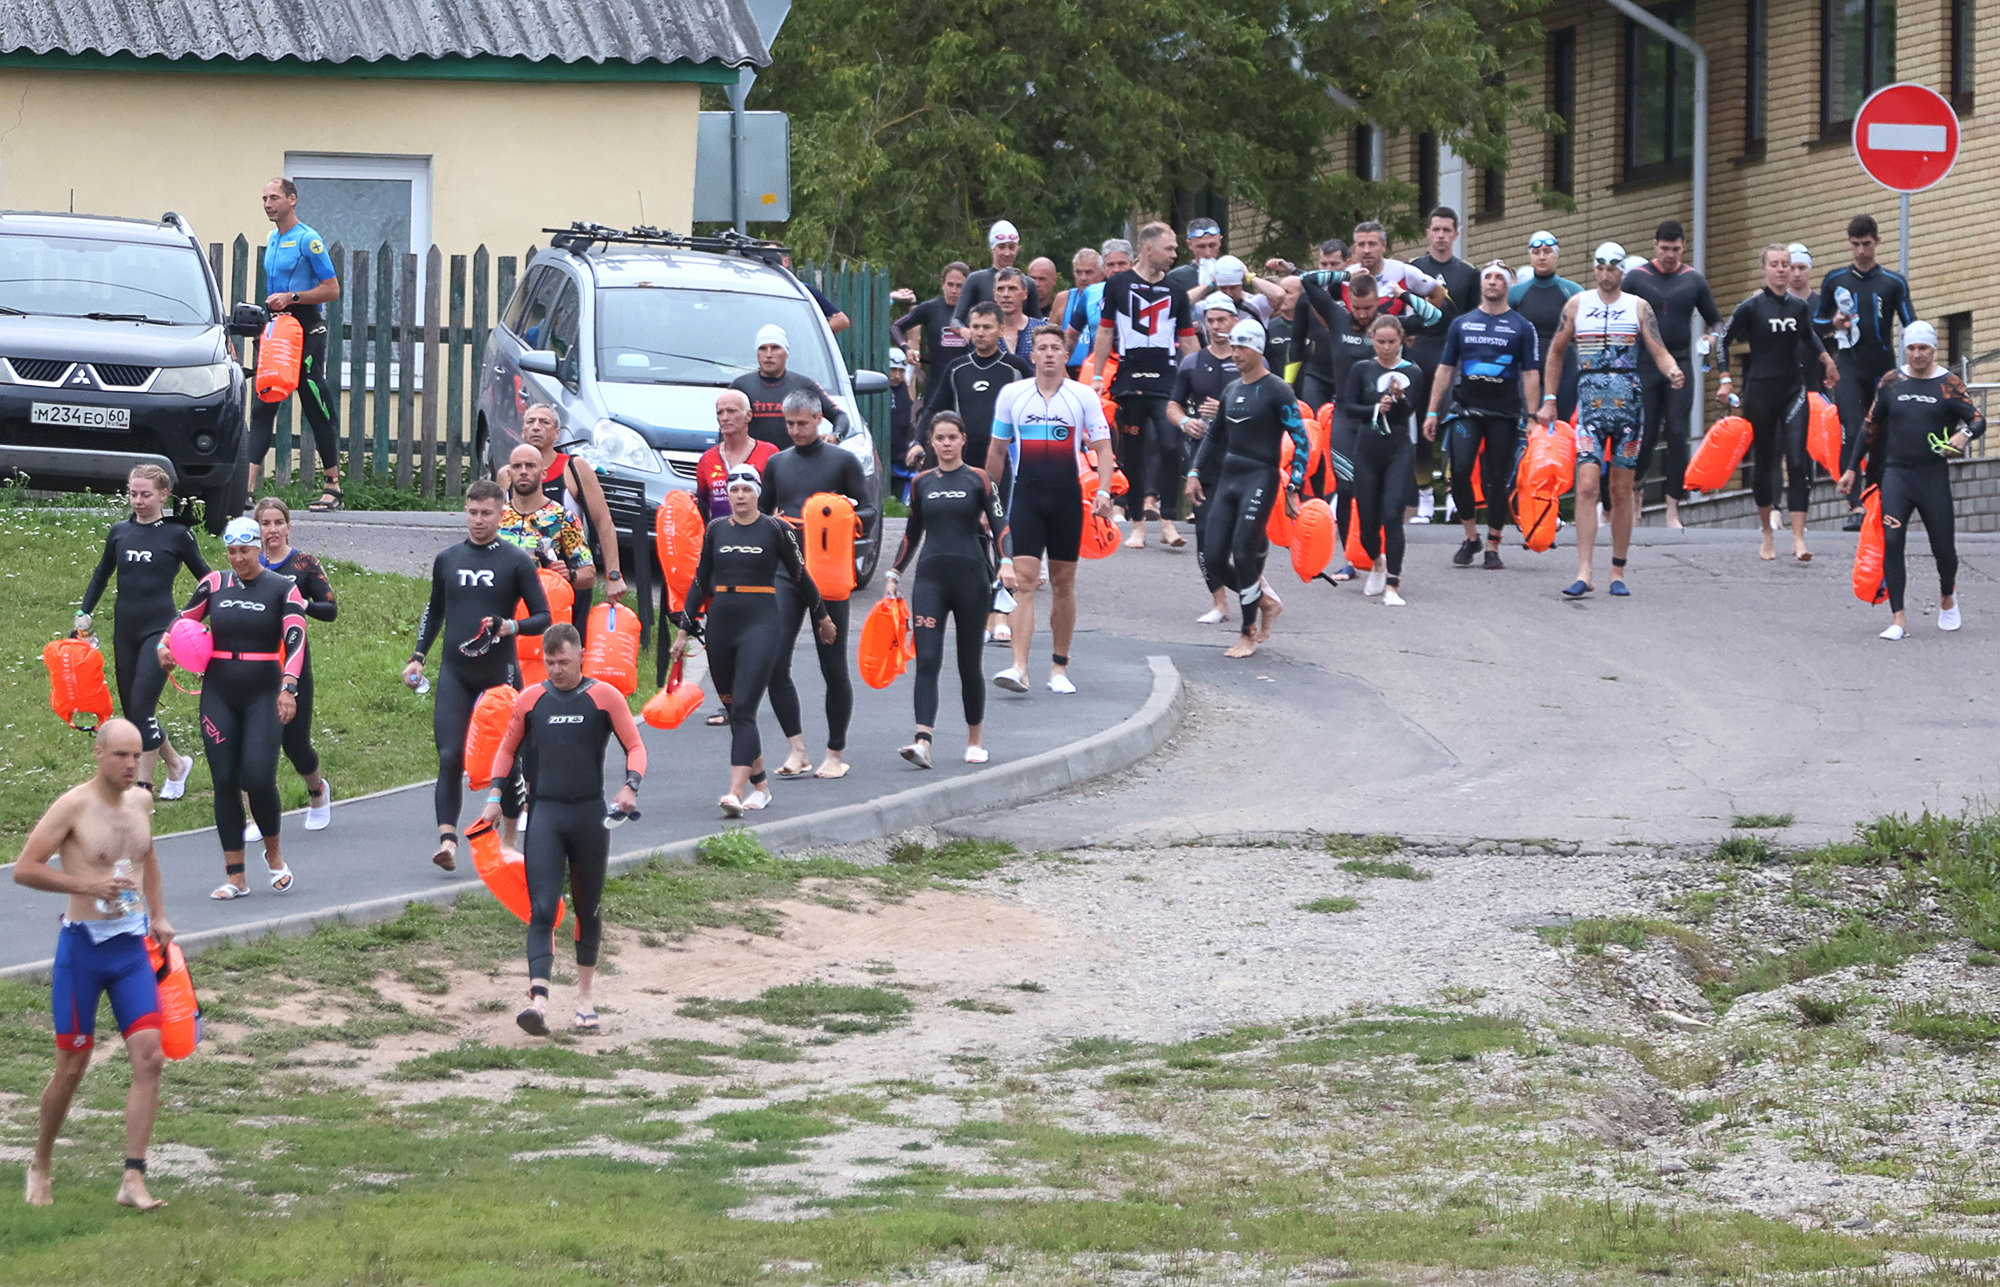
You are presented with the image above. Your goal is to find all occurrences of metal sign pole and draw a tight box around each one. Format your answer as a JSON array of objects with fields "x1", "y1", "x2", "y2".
[{"x1": 1899, "y1": 191, "x2": 1910, "y2": 277}]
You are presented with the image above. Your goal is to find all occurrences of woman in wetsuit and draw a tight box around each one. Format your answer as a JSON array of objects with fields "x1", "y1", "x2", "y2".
[
  {"x1": 1838, "y1": 321, "x2": 1984, "y2": 640},
  {"x1": 75, "y1": 464, "x2": 210, "y2": 799},
  {"x1": 670, "y1": 465, "x2": 835, "y2": 817},
  {"x1": 886, "y1": 411, "x2": 1012, "y2": 768},
  {"x1": 254, "y1": 498, "x2": 336, "y2": 829},
  {"x1": 1341, "y1": 315, "x2": 1424, "y2": 606},
  {"x1": 160, "y1": 517, "x2": 308, "y2": 899}
]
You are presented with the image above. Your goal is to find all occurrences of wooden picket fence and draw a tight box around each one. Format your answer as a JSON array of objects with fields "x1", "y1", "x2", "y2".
[{"x1": 210, "y1": 236, "x2": 893, "y2": 498}]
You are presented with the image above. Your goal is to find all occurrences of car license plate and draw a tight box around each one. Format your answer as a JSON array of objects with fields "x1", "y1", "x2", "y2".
[{"x1": 30, "y1": 403, "x2": 129, "y2": 430}]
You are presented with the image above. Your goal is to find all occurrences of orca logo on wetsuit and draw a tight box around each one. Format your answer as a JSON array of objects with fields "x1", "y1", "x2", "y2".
[
  {"x1": 930, "y1": 490, "x2": 969, "y2": 499},
  {"x1": 457, "y1": 569, "x2": 496, "y2": 587},
  {"x1": 217, "y1": 598, "x2": 267, "y2": 612},
  {"x1": 718, "y1": 544, "x2": 765, "y2": 554},
  {"x1": 1900, "y1": 392, "x2": 1939, "y2": 404},
  {"x1": 125, "y1": 550, "x2": 153, "y2": 562}
]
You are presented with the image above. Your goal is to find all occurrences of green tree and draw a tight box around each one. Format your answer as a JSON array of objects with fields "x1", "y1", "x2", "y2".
[{"x1": 744, "y1": 0, "x2": 1553, "y2": 287}]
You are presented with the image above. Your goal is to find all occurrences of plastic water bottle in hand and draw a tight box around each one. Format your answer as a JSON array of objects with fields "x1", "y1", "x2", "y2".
[{"x1": 97, "y1": 858, "x2": 146, "y2": 918}]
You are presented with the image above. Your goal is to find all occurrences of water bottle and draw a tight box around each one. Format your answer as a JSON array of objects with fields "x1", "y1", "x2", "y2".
[
  {"x1": 96, "y1": 858, "x2": 146, "y2": 918},
  {"x1": 406, "y1": 671, "x2": 430, "y2": 696}
]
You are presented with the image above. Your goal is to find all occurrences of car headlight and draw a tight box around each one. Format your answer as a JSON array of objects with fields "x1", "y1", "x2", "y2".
[
  {"x1": 576, "y1": 419, "x2": 661, "y2": 474},
  {"x1": 151, "y1": 362, "x2": 234, "y2": 397}
]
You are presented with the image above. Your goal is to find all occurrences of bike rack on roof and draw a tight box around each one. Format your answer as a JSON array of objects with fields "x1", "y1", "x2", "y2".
[{"x1": 542, "y1": 222, "x2": 790, "y2": 267}]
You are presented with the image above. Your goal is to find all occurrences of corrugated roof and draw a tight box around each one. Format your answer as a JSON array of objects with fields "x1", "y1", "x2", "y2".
[{"x1": 0, "y1": 0, "x2": 768, "y2": 69}]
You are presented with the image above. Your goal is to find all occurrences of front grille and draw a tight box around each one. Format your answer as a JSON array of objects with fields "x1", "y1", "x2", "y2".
[
  {"x1": 665, "y1": 454, "x2": 699, "y2": 480},
  {"x1": 92, "y1": 364, "x2": 155, "y2": 388},
  {"x1": 9, "y1": 358, "x2": 71, "y2": 383},
  {"x1": 597, "y1": 476, "x2": 651, "y2": 533}
]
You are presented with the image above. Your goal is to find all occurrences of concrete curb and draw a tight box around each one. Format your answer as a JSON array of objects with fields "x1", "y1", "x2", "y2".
[{"x1": 0, "y1": 655, "x2": 1182, "y2": 980}]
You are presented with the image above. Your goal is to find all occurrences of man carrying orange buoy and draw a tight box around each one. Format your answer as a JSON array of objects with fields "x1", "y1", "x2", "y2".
[
  {"x1": 251, "y1": 178, "x2": 343, "y2": 511},
  {"x1": 478, "y1": 624, "x2": 644, "y2": 1036},
  {"x1": 13, "y1": 719, "x2": 175, "y2": 1211}
]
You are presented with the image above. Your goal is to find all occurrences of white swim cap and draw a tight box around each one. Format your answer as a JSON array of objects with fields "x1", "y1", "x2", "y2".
[{"x1": 755, "y1": 324, "x2": 789, "y2": 351}]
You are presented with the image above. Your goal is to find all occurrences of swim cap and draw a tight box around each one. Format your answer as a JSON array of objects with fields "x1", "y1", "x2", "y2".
[
  {"x1": 754, "y1": 324, "x2": 789, "y2": 351},
  {"x1": 1904, "y1": 321, "x2": 1939, "y2": 349},
  {"x1": 1199, "y1": 293, "x2": 1239, "y2": 317},
  {"x1": 1212, "y1": 255, "x2": 1248, "y2": 286},
  {"x1": 1528, "y1": 231, "x2": 1558, "y2": 249},
  {"x1": 1226, "y1": 319, "x2": 1267, "y2": 352},
  {"x1": 1787, "y1": 242, "x2": 1813, "y2": 267},
  {"x1": 1593, "y1": 242, "x2": 1627, "y2": 266},
  {"x1": 1480, "y1": 259, "x2": 1513, "y2": 283},
  {"x1": 222, "y1": 517, "x2": 260, "y2": 545},
  {"x1": 724, "y1": 465, "x2": 763, "y2": 495},
  {"x1": 987, "y1": 220, "x2": 1020, "y2": 246}
]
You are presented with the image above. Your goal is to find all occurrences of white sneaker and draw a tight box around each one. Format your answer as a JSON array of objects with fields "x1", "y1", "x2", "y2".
[
  {"x1": 992, "y1": 667, "x2": 1029, "y2": 693},
  {"x1": 1416, "y1": 493, "x2": 1436, "y2": 522},
  {"x1": 1195, "y1": 607, "x2": 1227, "y2": 625},
  {"x1": 1364, "y1": 567, "x2": 1387, "y2": 597},
  {"x1": 304, "y1": 779, "x2": 332, "y2": 831},
  {"x1": 242, "y1": 819, "x2": 262, "y2": 846},
  {"x1": 1047, "y1": 674, "x2": 1077, "y2": 694},
  {"x1": 158, "y1": 754, "x2": 194, "y2": 802},
  {"x1": 1879, "y1": 623, "x2": 1907, "y2": 641},
  {"x1": 1382, "y1": 586, "x2": 1407, "y2": 607},
  {"x1": 1940, "y1": 604, "x2": 1963, "y2": 632},
  {"x1": 964, "y1": 746, "x2": 990, "y2": 764}
]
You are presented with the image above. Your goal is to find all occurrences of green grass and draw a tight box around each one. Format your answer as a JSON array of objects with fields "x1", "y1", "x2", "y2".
[
  {"x1": 1297, "y1": 895, "x2": 1363, "y2": 914},
  {"x1": 1323, "y1": 832, "x2": 1402, "y2": 859},
  {"x1": 1715, "y1": 835, "x2": 1782, "y2": 866},
  {"x1": 1731, "y1": 812, "x2": 1796, "y2": 829},
  {"x1": 1538, "y1": 916, "x2": 1669, "y2": 954},
  {"x1": 260, "y1": 466, "x2": 469, "y2": 513},
  {"x1": 1708, "y1": 916, "x2": 1931, "y2": 1003},
  {"x1": 1792, "y1": 994, "x2": 1853, "y2": 1026},
  {"x1": 1889, "y1": 1002, "x2": 2000, "y2": 1052},
  {"x1": 1337, "y1": 858, "x2": 1433, "y2": 881},
  {"x1": 1281, "y1": 1010, "x2": 1534, "y2": 1066},
  {"x1": 0, "y1": 507, "x2": 441, "y2": 857},
  {"x1": 678, "y1": 982, "x2": 914, "y2": 1034}
]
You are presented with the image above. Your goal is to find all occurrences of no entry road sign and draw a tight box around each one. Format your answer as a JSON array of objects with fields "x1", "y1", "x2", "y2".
[{"x1": 1853, "y1": 83, "x2": 1960, "y2": 194}]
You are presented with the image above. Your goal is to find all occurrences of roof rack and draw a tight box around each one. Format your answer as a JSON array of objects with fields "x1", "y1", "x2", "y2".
[{"x1": 542, "y1": 223, "x2": 789, "y2": 267}]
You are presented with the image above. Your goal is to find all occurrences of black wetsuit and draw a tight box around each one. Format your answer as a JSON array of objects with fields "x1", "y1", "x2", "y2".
[
  {"x1": 1815, "y1": 263, "x2": 1915, "y2": 507},
  {"x1": 79, "y1": 517, "x2": 211, "y2": 755},
  {"x1": 728, "y1": 369, "x2": 848, "y2": 451},
  {"x1": 1437, "y1": 307, "x2": 1540, "y2": 535},
  {"x1": 1191, "y1": 373, "x2": 1310, "y2": 633},
  {"x1": 892, "y1": 295, "x2": 970, "y2": 392},
  {"x1": 760, "y1": 439, "x2": 874, "y2": 753},
  {"x1": 1409, "y1": 254, "x2": 1480, "y2": 491},
  {"x1": 259, "y1": 547, "x2": 336, "y2": 780},
  {"x1": 917, "y1": 348, "x2": 1031, "y2": 467},
  {"x1": 1172, "y1": 349, "x2": 1240, "y2": 590},
  {"x1": 176, "y1": 569, "x2": 306, "y2": 853},
  {"x1": 1621, "y1": 261, "x2": 1721, "y2": 497},
  {"x1": 1510, "y1": 273, "x2": 1583, "y2": 421},
  {"x1": 1342, "y1": 358, "x2": 1423, "y2": 579},
  {"x1": 677, "y1": 514, "x2": 825, "y2": 767},
  {"x1": 492, "y1": 677, "x2": 646, "y2": 981},
  {"x1": 1720, "y1": 288, "x2": 1826, "y2": 512},
  {"x1": 893, "y1": 465, "x2": 1004, "y2": 731},
  {"x1": 413, "y1": 538, "x2": 551, "y2": 828},
  {"x1": 1851, "y1": 368, "x2": 1984, "y2": 613}
]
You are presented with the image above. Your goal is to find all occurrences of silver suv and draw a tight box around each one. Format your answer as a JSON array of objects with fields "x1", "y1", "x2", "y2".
[{"x1": 474, "y1": 226, "x2": 888, "y2": 585}]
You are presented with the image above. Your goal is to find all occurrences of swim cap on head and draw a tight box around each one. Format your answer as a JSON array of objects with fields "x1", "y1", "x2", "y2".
[
  {"x1": 987, "y1": 220, "x2": 1020, "y2": 246},
  {"x1": 1226, "y1": 319, "x2": 1267, "y2": 352},
  {"x1": 725, "y1": 465, "x2": 763, "y2": 495},
  {"x1": 1904, "y1": 320, "x2": 1939, "y2": 349},
  {"x1": 223, "y1": 517, "x2": 260, "y2": 545},
  {"x1": 1213, "y1": 255, "x2": 1247, "y2": 286},
  {"x1": 755, "y1": 324, "x2": 789, "y2": 351},
  {"x1": 1200, "y1": 293, "x2": 1239, "y2": 317}
]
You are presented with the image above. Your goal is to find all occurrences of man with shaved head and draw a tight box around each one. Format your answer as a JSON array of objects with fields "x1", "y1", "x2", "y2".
[
  {"x1": 696, "y1": 388, "x2": 779, "y2": 519},
  {"x1": 16, "y1": 718, "x2": 175, "y2": 1211},
  {"x1": 1026, "y1": 257, "x2": 1060, "y2": 322}
]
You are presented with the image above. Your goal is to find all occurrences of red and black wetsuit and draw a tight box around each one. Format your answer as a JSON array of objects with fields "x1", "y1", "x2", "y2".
[{"x1": 178, "y1": 568, "x2": 307, "y2": 852}]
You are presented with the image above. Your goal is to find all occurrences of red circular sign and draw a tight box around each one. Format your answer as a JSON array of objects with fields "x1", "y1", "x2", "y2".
[{"x1": 1853, "y1": 83, "x2": 1960, "y2": 193}]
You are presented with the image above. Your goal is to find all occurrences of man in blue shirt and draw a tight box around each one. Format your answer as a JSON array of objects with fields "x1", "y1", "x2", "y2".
[
  {"x1": 255, "y1": 179, "x2": 343, "y2": 511},
  {"x1": 1427, "y1": 260, "x2": 1543, "y2": 570}
]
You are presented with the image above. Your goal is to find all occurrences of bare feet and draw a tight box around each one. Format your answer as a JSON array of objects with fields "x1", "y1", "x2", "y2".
[
  {"x1": 1223, "y1": 634, "x2": 1257, "y2": 659},
  {"x1": 1759, "y1": 532, "x2": 1776, "y2": 561},
  {"x1": 25, "y1": 1166, "x2": 51, "y2": 1206},
  {"x1": 1254, "y1": 594, "x2": 1283, "y2": 643},
  {"x1": 1122, "y1": 526, "x2": 1147, "y2": 550},
  {"x1": 115, "y1": 1171, "x2": 164, "y2": 1210},
  {"x1": 777, "y1": 753, "x2": 814, "y2": 778}
]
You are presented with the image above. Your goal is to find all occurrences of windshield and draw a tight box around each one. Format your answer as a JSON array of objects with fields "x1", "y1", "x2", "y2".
[
  {"x1": 595, "y1": 288, "x2": 841, "y2": 390},
  {"x1": 0, "y1": 233, "x2": 215, "y2": 324}
]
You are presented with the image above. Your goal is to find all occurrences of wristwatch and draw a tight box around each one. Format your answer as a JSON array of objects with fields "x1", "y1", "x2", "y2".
[
  {"x1": 282, "y1": 681, "x2": 299, "y2": 695},
  {"x1": 607, "y1": 571, "x2": 624, "y2": 581},
  {"x1": 290, "y1": 292, "x2": 301, "y2": 307}
]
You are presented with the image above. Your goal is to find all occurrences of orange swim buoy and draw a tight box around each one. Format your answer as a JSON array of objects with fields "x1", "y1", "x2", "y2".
[
  {"x1": 1684, "y1": 415, "x2": 1755, "y2": 492},
  {"x1": 802, "y1": 493, "x2": 859, "y2": 601},
  {"x1": 1290, "y1": 498, "x2": 1334, "y2": 581},
  {"x1": 857, "y1": 596, "x2": 914, "y2": 690},
  {"x1": 467, "y1": 819, "x2": 562, "y2": 928},
  {"x1": 642, "y1": 658, "x2": 705, "y2": 729},
  {"x1": 146, "y1": 936, "x2": 203, "y2": 1061},
  {"x1": 255, "y1": 313, "x2": 304, "y2": 403},
  {"x1": 1079, "y1": 503, "x2": 1121, "y2": 559},
  {"x1": 513, "y1": 568, "x2": 575, "y2": 687},
  {"x1": 1265, "y1": 486, "x2": 1294, "y2": 548},
  {"x1": 1807, "y1": 393, "x2": 1843, "y2": 478},
  {"x1": 581, "y1": 602, "x2": 641, "y2": 696},
  {"x1": 463, "y1": 685, "x2": 517, "y2": 791},
  {"x1": 1344, "y1": 500, "x2": 1374, "y2": 571},
  {"x1": 655, "y1": 490, "x2": 705, "y2": 613},
  {"x1": 1852, "y1": 485, "x2": 1888, "y2": 604},
  {"x1": 43, "y1": 635, "x2": 113, "y2": 732}
]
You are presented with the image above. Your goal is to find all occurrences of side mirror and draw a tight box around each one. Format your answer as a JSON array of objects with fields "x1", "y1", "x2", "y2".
[
  {"x1": 851, "y1": 369, "x2": 891, "y2": 395},
  {"x1": 227, "y1": 302, "x2": 268, "y2": 338},
  {"x1": 519, "y1": 350, "x2": 559, "y2": 377}
]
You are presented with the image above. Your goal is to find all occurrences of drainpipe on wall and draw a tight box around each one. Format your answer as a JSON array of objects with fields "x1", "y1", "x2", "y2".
[{"x1": 1604, "y1": 0, "x2": 1709, "y2": 456}]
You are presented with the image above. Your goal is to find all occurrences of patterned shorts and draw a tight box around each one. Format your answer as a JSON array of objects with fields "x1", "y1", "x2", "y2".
[{"x1": 1574, "y1": 373, "x2": 1643, "y2": 471}]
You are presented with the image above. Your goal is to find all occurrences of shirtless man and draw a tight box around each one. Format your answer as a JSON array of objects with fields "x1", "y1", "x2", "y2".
[{"x1": 14, "y1": 719, "x2": 173, "y2": 1210}]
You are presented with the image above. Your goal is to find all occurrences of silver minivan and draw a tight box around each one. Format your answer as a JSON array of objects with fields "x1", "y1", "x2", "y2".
[{"x1": 474, "y1": 227, "x2": 887, "y2": 585}]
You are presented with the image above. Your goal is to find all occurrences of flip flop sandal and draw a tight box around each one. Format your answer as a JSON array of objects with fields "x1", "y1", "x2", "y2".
[
  {"x1": 814, "y1": 761, "x2": 852, "y2": 780},
  {"x1": 267, "y1": 863, "x2": 295, "y2": 893},
  {"x1": 705, "y1": 709, "x2": 728, "y2": 726},
  {"x1": 1142, "y1": 503, "x2": 1162, "y2": 522},
  {"x1": 210, "y1": 881, "x2": 250, "y2": 901},
  {"x1": 1162, "y1": 531, "x2": 1188, "y2": 548},
  {"x1": 432, "y1": 831, "x2": 459, "y2": 872},
  {"x1": 516, "y1": 1005, "x2": 550, "y2": 1037},
  {"x1": 574, "y1": 1010, "x2": 600, "y2": 1032},
  {"x1": 308, "y1": 487, "x2": 345, "y2": 513},
  {"x1": 774, "y1": 764, "x2": 815, "y2": 780}
]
